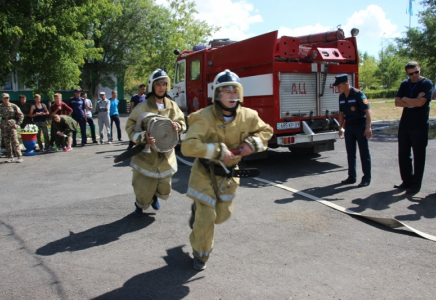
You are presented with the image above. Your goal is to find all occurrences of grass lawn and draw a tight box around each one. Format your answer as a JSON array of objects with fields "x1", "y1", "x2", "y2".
[
  {"x1": 369, "y1": 99, "x2": 436, "y2": 138},
  {"x1": 369, "y1": 99, "x2": 436, "y2": 121}
]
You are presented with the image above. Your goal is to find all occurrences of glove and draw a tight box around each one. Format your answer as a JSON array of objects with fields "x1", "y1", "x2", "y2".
[{"x1": 136, "y1": 131, "x2": 148, "y2": 144}]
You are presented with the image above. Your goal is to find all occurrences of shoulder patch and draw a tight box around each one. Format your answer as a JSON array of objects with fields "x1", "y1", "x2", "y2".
[
  {"x1": 353, "y1": 88, "x2": 360, "y2": 93},
  {"x1": 362, "y1": 98, "x2": 369, "y2": 105}
]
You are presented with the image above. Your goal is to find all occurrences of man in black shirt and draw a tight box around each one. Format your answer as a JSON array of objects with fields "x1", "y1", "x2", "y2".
[
  {"x1": 17, "y1": 95, "x2": 32, "y2": 129},
  {"x1": 394, "y1": 61, "x2": 433, "y2": 194}
]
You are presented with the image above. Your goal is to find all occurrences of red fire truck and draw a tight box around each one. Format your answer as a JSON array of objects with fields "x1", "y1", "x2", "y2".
[{"x1": 169, "y1": 28, "x2": 360, "y2": 154}]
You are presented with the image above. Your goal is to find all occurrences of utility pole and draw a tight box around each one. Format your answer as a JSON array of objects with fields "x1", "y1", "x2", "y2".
[{"x1": 381, "y1": 33, "x2": 385, "y2": 98}]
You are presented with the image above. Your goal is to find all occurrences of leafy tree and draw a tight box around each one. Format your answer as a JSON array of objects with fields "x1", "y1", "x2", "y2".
[
  {"x1": 82, "y1": 0, "x2": 217, "y2": 100},
  {"x1": 359, "y1": 52, "x2": 380, "y2": 89},
  {"x1": 81, "y1": 0, "x2": 159, "y2": 100},
  {"x1": 146, "y1": 0, "x2": 218, "y2": 80},
  {"x1": 396, "y1": 0, "x2": 436, "y2": 83},
  {"x1": 1, "y1": 0, "x2": 216, "y2": 99},
  {"x1": 376, "y1": 43, "x2": 408, "y2": 89},
  {"x1": 125, "y1": 0, "x2": 218, "y2": 96},
  {"x1": 0, "y1": 0, "x2": 107, "y2": 97}
]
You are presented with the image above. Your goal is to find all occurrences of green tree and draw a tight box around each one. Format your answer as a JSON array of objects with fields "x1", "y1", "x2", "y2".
[
  {"x1": 376, "y1": 43, "x2": 407, "y2": 89},
  {"x1": 396, "y1": 0, "x2": 436, "y2": 82},
  {"x1": 359, "y1": 52, "x2": 380, "y2": 89},
  {"x1": 126, "y1": 0, "x2": 218, "y2": 95},
  {"x1": 82, "y1": 0, "x2": 217, "y2": 100},
  {"x1": 0, "y1": 0, "x2": 108, "y2": 97},
  {"x1": 81, "y1": 0, "x2": 158, "y2": 100},
  {"x1": 147, "y1": 0, "x2": 218, "y2": 80}
]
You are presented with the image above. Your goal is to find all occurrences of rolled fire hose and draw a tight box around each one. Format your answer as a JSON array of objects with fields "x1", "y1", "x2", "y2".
[{"x1": 134, "y1": 112, "x2": 179, "y2": 153}]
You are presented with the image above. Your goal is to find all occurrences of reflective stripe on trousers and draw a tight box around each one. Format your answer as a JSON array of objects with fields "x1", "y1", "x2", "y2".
[
  {"x1": 130, "y1": 161, "x2": 177, "y2": 179},
  {"x1": 187, "y1": 187, "x2": 234, "y2": 207}
]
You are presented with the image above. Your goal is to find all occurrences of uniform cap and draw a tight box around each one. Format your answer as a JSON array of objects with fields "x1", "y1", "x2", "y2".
[
  {"x1": 74, "y1": 88, "x2": 81, "y2": 92},
  {"x1": 333, "y1": 74, "x2": 348, "y2": 86},
  {"x1": 2, "y1": 93, "x2": 10, "y2": 98}
]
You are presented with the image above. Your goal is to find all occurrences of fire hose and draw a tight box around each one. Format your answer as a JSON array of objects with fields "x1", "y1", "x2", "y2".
[
  {"x1": 135, "y1": 113, "x2": 179, "y2": 153},
  {"x1": 113, "y1": 113, "x2": 179, "y2": 163}
]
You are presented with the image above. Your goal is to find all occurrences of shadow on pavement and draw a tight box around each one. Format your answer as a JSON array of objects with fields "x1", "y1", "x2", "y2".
[
  {"x1": 243, "y1": 149, "x2": 343, "y2": 182},
  {"x1": 35, "y1": 214, "x2": 155, "y2": 256},
  {"x1": 92, "y1": 246, "x2": 201, "y2": 300},
  {"x1": 95, "y1": 149, "x2": 125, "y2": 154},
  {"x1": 395, "y1": 193, "x2": 436, "y2": 221},
  {"x1": 273, "y1": 194, "x2": 420, "y2": 239},
  {"x1": 272, "y1": 184, "x2": 409, "y2": 215},
  {"x1": 349, "y1": 189, "x2": 405, "y2": 213}
]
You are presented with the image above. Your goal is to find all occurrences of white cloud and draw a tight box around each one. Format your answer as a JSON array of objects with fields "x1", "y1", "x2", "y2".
[
  {"x1": 343, "y1": 5, "x2": 398, "y2": 56},
  {"x1": 276, "y1": 5, "x2": 398, "y2": 57},
  {"x1": 343, "y1": 5, "x2": 398, "y2": 39},
  {"x1": 278, "y1": 24, "x2": 332, "y2": 38},
  {"x1": 154, "y1": 0, "x2": 263, "y2": 41}
]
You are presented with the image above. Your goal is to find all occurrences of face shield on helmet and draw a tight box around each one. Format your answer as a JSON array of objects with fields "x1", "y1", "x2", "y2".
[
  {"x1": 148, "y1": 69, "x2": 171, "y2": 93},
  {"x1": 212, "y1": 69, "x2": 243, "y2": 103}
]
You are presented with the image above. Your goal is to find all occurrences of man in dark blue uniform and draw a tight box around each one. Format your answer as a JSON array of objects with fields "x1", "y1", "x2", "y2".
[
  {"x1": 394, "y1": 61, "x2": 433, "y2": 194},
  {"x1": 127, "y1": 84, "x2": 147, "y2": 150},
  {"x1": 335, "y1": 74, "x2": 372, "y2": 187},
  {"x1": 70, "y1": 89, "x2": 87, "y2": 147}
]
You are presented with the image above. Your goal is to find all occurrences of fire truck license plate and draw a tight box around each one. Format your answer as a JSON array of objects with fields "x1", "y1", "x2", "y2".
[{"x1": 276, "y1": 121, "x2": 300, "y2": 130}]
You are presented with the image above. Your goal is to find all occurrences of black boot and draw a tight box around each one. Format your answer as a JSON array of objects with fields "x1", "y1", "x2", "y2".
[{"x1": 133, "y1": 202, "x2": 143, "y2": 216}]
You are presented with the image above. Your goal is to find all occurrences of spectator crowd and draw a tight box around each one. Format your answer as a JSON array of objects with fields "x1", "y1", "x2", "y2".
[{"x1": 0, "y1": 89, "x2": 123, "y2": 161}]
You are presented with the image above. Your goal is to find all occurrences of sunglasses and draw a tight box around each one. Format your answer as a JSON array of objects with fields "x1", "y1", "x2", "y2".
[{"x1": 408, "y1": 70, "x2": 420, "y2": 76}]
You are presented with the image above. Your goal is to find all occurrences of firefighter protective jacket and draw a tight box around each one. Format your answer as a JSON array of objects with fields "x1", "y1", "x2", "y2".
[
  {"x1": 126, "y1": 95, "x2": 186, "y2": 178},
  {"x1": 181, "y1": 103, "x2": 273, "y2": 207}
]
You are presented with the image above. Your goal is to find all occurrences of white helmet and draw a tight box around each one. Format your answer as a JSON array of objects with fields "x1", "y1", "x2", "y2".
[
  {"x1": 148, "y1": 69, "x2": 171, "y2": 93},
  {"x1": 212, "y1": 69, "x2": 243, "y2": 103}
]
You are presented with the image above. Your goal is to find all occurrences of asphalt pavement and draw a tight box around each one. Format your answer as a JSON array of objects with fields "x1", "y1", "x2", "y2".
[{"x1": 1, "y1": 116, "x2": 436, "y2": 300}]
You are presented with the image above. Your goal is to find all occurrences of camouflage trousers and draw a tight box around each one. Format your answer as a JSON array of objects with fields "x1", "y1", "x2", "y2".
[
  {"x1": 0, "y1": 124, "x2": 21, "y2": 158},
  {"x1": 34, "y1": 121, "x2": 49, "y2": 150}
]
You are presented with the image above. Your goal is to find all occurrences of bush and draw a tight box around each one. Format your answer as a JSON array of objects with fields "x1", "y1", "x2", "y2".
[{"x1": 363, "y1": 89, "x2": 398, "y2": 99}]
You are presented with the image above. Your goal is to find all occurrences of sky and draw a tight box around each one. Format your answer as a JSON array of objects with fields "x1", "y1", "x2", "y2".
[{"x1": 155, "y1": 0, "x2": 427, "y2": 58}]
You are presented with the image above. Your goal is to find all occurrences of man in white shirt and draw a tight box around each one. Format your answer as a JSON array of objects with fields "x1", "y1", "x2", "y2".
[{"x1": 96, "y1": 92, "x2": 111, "y2": 144}]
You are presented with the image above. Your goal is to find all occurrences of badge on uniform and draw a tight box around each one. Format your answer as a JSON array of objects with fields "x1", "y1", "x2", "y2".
[
  {"x1": 350, "y1": 106, "x2": 356, "y2": 111},
  {"x1": 362, "y1": 98, "x2": 369, "y2": 105}
]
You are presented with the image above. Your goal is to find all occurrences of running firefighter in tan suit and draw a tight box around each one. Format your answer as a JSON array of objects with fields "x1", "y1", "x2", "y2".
[
  {"x1": 181, "y1": 70, "x2": 273, "y2": 271},
  {"x1": 126, "y1": 69, "x2": 186, "y2": 214}
]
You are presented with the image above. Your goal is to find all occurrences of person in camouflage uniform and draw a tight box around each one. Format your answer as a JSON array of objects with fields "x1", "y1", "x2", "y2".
[
  {"x1": 51, "y1": 114, "x2": 77, "y2": 151},
  {"x1": 0, "y1": 93, "x2": 24, "y2": 162}
]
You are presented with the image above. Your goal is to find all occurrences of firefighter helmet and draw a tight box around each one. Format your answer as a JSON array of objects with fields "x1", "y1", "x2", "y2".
[
  {"x1": 148, "y1": 69, "x2": 171, "y2": 92},
  {"x1": 212, "y1": 69, "x2": 243, "y2": 103}
]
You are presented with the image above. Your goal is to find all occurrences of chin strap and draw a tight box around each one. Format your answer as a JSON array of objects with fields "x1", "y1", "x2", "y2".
[
  {"x1": 216, "y1": 101, "x2": 239, "y2": 115},
  {"x1": 146, "y1": 91, "x2": 167, "y2": 100},
  {"x1": 153, "y1": 91, "x2": 165, "y2": 100}
]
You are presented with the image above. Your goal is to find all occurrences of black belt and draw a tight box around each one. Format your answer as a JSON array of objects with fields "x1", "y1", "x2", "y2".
[{"x1": 199, "y1": 158, "x2": 260, "y2": 178}]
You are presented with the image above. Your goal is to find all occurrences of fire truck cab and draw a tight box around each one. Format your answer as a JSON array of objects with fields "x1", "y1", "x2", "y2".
[{"x1": 170, "y1": 28, "x2": 360, "y2": 154}]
